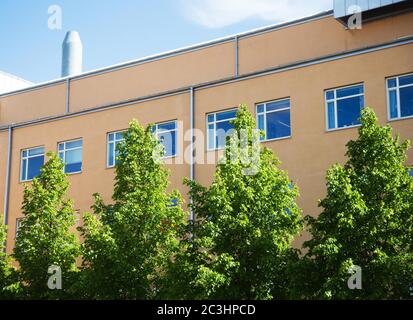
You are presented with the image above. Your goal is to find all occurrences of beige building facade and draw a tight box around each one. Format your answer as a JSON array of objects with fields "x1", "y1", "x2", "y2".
[{"x1": 1, "y1": 9, "x2": 413, "y2": 253}]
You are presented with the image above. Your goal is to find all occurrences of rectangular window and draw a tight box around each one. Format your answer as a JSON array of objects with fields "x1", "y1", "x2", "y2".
[
  {"x1": 257, "y1": 99, "x2": 291, "y2": 141},
  {"x1": 58, "y1": 139, "x2": 83, "y2": 174},
  {"x1": 387, "y1": 73, "x2": 413, "y2": 120},
  {"x1": 325, "y1": 84, "x2": 364, "y2": 130},
  {"x1": 20, "y1": 147, "x2": 45, "y2": 182},
  {"x1": 107, "y1": 131, "x2": 126, "y2": 167},
  {"x1": 207, "y1": 109, "x2": 237, "y2": 150},
  {"x1": 152, "y1": 120, "x2": 177, "y2": 158}
]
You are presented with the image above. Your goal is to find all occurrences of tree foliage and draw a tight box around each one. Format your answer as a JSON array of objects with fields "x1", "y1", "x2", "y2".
[
  {"x1": 79, "y1": 119, "x2": 187, "y2": 299},
  {"x1": 302, "y1": 107, "x2": 413, "y2": 299},
  {"x1": 0, "y1": 217, "x2": 20, "y2": 299},
  {"x1": 164, "y1": 104, "x2": 303, "y2": 299},
  {"x1": 13, "y1": 153, "x2": 80, "y2": 299}
]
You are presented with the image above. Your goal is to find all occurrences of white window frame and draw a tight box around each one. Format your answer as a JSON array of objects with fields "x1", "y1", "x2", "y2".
[
  {"x1": 256, "y1": 98, "x2": 291, "y2": 142},
  {"x1": 325, "y1": 83, "x2": 364, "y2": 131},
  {"x1": 153, "y1": 120, "x2": 178, "y2": 158},
  {"x1": 206, "y1": 108, "x2": 237, "y2": 151},
  {"x1": 58, "y1": 139, "x2": 83, "y2": 174},
  {"x1": 20, "y1": 146, "x2": 45, "y2": 182},
  {"x1": 387, "y1": 73, "x2": 413, "y2": 121},
  {"x1": 107, "y1": 130, "x2": 126, "y2": 168}
]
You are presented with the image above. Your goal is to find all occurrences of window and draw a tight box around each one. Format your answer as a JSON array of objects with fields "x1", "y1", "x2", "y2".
[
  {"x1": 107, "y1": 131, "x2": 126, "y2": 167},
  {"x1": 20, "y1": 147, "x2": 45, "y2": 182},
  {"x1": 257, "y1": 99, "x2": 291, "y2": 141},
  {"x1": 387, "y1": 73, "x2": 413, "y2": 120},
  {"x1": 325, "y1": 84, "x2": 364, "y2": 130},
  {"x1": 58, "y1": 139, "x2": 83, "y2": 174},
  {"x1": 152, "y1": 120, "x2": 177, "y2": 158},
  {"x1": 409, "y1": 168, "x2": 413, "y2": 177},
  {"x1": 207, "y1": 109, "x2": 237, "y2": 150}
]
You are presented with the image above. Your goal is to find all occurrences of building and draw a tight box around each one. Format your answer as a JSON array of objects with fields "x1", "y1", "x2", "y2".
[
  {"x1": 1, "y1": 2, "x2": 413, "y2": 253},
  {"x1": 0, "y1": 71, "x2": 32, "y2": 95}
]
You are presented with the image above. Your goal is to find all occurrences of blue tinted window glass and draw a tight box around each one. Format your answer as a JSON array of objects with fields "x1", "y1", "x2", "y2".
[
  {"x1": 399, "y1": 74, "x2": 413, "y2": 86},
  {"x1": 389, "y1": 90, "x2": 398, "y2": 119},
  {"x1": 58, "y1": 143, "x2": 64, "y2": 151},
  {"x1": 115, "y1": 132, "x2": 125, "y2": 140},
  {"x1": 207, "y1": 114, "x2": 214, "y2": 123},
  {"x1": 22, "y1": 150, "x2": 28, "y2": 158},
  {"x1": 158, "y1": 130, "x2": 177, "y2": 157},
  {"x1": 266, "y1": 99, "x2": 289, "y2": 112},
  {"x1": 216, "y1": 110, "x2": 237, "y2": 121},
  {"x1": 170, "y1": 198, "x2": 178, "y2": 207},
  {"x1": 64, "y1": 148, "x2": 82, "y2": 173},
  {"x1": 216, "y1": 120, "x2": 234, "y2": 148},
  {"x1": 387, "y1": 78, "x2": 397, "y2": 88},
  {"x1": 409, "y1": 169, "x2": 413, "y2": 177},
  {"x1": 326, "y1": 91, "x2": 334, "y2": 100},
  {"x1": 337, "y1": 96, "x2": 363, "y2": 128},
  {"x1": 108, "y1": 142, "x2": 115, "y2": 166},
  {"x1": 336, "y1": 85, "x2": 363, "y2": 98},
  {"x1": 208, "y1": 124, "x2": 214, "y2": 149},
  {"x1": 66, "y1": 140, "x2": 82, "y2": 149},
  {"x1": 266, "y1": 109, "x2": 291, "y2": 140},
  {"x1": 65, "y1": 162, "x2": 82, "y2": 174},
  {"x1": 157, "y1": 121, "x2": 176, "y2": 132},
  {"x1": 399, "y1": 86, "x2": 413, "y2": 118},
  {"x1": 28, "y1": 147, "x2": 43, "y2": 156},
  {"x1": 27, "y1": 156, "x2": 44, "y2": 180},
  {"x1": 258, "y1": 114, "x2": 265, "y2": 131},
  {"x1": 327, "y1": 102, "x2": 335, "y2": 129},
  {"x1": 257, "y1": 104, "x2": 264, "y2": 113},
  {"x1": 108, "y1": 133, "x2": 115, "y2": 142}
]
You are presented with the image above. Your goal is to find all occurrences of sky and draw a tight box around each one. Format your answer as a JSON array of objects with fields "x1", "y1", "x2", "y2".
[{"x1": 0, "y1": 0, "x2": 332, "y2": 83}]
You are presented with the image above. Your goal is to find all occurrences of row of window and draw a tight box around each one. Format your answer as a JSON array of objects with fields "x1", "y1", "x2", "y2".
[
  {"x1": 19, "y1": 73, "x2": 413, "y2": 182},
  {"x1": 21, "y1": 121, "x2": 178, "y2": 181}
]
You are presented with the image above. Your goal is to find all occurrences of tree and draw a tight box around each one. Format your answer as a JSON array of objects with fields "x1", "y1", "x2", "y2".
[
  {"x1": 303, "y1": 107, "x2": 413, "y2": 299},
  {"x1": 0, "y1": 217, "x2": 20, "y2": 299},
  {"x1": 164, "y1": 104, "x2": 302, "y2": 300},
  {"x1": 79, "y1": 119, "x2": 186, "y2": 299},
  {"x1": 13, "y1": 152, "x2": 80, "y2": 299}
]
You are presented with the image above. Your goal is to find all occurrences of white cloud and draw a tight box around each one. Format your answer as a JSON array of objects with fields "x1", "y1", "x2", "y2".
[{"x1": 181, "y1": 0, "x2": 332, "y2": 29}]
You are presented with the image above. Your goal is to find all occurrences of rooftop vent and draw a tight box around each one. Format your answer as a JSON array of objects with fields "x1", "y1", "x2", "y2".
[{"x1": 61, "y1": 31, "x2": 83, "y2": 77}]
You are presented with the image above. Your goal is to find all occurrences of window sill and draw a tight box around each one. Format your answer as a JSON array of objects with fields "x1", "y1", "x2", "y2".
[
  {"x1": 325, "y1": 124, "x2": 361, "y2": 132},
  {"x1": 388, "y1": 114, "x2": 413, "y2": 122},
  {"x1": 64, "y1": 171, "x2": 82, "y2": 176},
  {"x1": 260, "y1": 135, "x2": 291, "y2": 143}
]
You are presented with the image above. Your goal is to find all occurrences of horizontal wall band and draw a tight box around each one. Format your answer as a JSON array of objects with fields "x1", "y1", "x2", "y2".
[
  {"x1": 0, "y1": 36, "x2": 412, "y2": 133},
  {"x1": 0, "y1": 11, "x2": 333, "y2": 98}
]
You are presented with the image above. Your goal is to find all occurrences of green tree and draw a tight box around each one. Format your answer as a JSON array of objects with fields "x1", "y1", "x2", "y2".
[
  {"x1": 0, "y1": 218, "x2": 20, "y2": 299},
  {"x1": 79, "y1": 119, "x2": 186, "y2": 299},
  {"x1": 164, "y1": 104, "x2": 302, "y2": 300},
  {"x1": 13, "y1": 152, "x2": 80, "y2": 299},
  {"x1": 303, "y1": 107, "x2": 413, "y2": 299}
]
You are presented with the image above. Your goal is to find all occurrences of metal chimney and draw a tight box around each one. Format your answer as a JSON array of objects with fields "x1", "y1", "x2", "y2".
[{"x1": 61, "y1": 31, "x2": 83, "y2": 77}]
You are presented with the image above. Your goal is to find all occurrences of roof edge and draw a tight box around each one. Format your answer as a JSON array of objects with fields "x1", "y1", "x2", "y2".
[{"x1": 0, "y1": 9, "x2": 333, "y2": 98}]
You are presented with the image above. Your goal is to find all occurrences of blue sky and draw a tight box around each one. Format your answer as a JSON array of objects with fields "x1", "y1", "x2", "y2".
[{"x1": 0, "y1": 0, "x2": 332, "y2": 83}]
